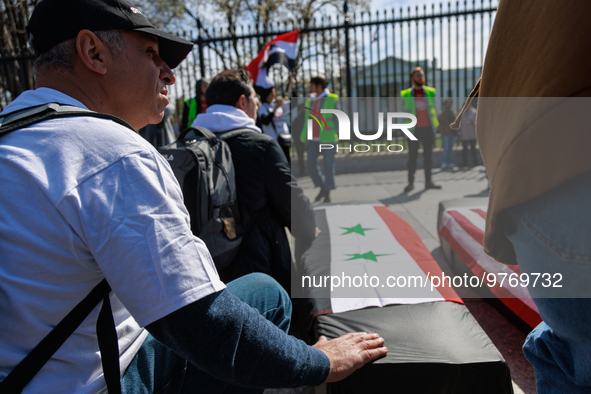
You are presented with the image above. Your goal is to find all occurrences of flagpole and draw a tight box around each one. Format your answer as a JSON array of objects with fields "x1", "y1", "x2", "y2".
[{"x1": 197, "y1": 17, "x2": 206, "y2": 78}]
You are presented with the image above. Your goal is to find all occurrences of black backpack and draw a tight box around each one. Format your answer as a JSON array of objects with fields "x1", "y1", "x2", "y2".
[{"x1": 157, "y1": 126, "x2": 253, "y2": 270}]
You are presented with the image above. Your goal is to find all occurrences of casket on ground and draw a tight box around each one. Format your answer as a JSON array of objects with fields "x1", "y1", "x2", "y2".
[{"x1": 296, "y1": 204, "x2": 514, "y2": 393}]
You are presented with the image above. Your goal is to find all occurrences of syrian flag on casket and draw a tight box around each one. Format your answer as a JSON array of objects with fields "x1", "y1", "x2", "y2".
[
  {"x1": 245, "y1": 29, "x2": 300, "y2": 95},
  {"x1": 297, "y1": 205, "x2": 463, "y2": 324}
]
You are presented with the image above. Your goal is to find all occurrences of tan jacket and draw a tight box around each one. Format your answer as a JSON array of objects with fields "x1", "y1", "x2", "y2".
[{"x1": 477, "y1": 0, "x2": 591, "y2": 264}]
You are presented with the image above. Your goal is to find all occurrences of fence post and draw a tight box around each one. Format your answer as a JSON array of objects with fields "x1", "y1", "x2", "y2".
[
  {"x1": 343, "y1": 1, "x2": 352, "y2": 97},
  {"x1": 197, "y1": 18, "x2": 206, "y2": 78}
]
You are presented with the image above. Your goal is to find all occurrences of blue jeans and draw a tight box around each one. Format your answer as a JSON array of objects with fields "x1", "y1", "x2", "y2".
[
  {"x1": 505, "y1": 171, "x2": 591, "y2": 393},
  {"x1": 306, "y1": 141, "x2": 336, "y2": 190},
  {"x1": 121, "y1": 273, "x2": 292, "y2": 394},
  {"x1": 441, "y1": 135, "x2": 455, "y2": 166}
]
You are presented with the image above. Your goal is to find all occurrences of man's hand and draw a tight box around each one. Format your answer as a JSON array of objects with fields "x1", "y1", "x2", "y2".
[{"x1": 313, "y1": 332, "x2": 387, "y2": 382}]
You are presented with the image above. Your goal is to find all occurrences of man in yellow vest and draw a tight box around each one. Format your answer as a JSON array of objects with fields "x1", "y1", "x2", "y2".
[
  {"x1": 400, "y1": 66, "x2": 441, "y2": 192},
  {"x1": 181, "y1": 79, "x2": 209, "y2": 130},
  {"x1": 300, "y1": 76, "x2": 339, "y2": 203}
]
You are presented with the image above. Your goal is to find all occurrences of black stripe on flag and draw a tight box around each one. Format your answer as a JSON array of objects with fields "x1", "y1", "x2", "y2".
[{"x1": 265, "y1": 51, "x2": 296, "y2": 71}]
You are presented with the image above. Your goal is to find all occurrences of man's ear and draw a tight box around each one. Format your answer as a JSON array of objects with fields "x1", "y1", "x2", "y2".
[
  {"x1": 235, "y1": 94, "x2": 247, "y2": 111},
  {"x1": 76, "y1": 30, "x2": 109, "y2": 75}
]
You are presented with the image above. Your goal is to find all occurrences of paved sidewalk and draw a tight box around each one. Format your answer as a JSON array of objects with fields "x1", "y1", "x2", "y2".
[
  {"x1": 270, "y1": 165, "x2": 537, "y2": 394},
  {"x1": 298, "y1": 164, "x2": 489, "y2": 252}
]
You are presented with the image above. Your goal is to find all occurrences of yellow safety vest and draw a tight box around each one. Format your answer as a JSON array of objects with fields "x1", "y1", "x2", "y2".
[
  {"x1": 184, "y1": 97, "x2": 198, "y2": 128},
  {"x1": 300, "y1": 93, "x2": 340, "y2": 143},
  {"x1": 400, "y1": 86, "x2": 439, "y2": 129}
]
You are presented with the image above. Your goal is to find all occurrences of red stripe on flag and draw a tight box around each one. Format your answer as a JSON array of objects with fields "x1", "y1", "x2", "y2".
[
  {"x1": 245, "y1": 49, "x2": 266, "y2": 84},
  {"x1": 501, "y1": 298, "x2": 542, "y2": 328},
  {"x1": 471, "y1": 208, "x2": 487, "y2": 220},
  {"x1": 447, "y1": 210, "x2": 484, "y2": 246},
  {"x1": 246, "y1": 29, "x2": 301, "y2": 85},
  {"x1": 450, "y1": 209, "x2": 520, "y2": 274},
  {"x1": 438, "y1": 224, "x2": 541, "y2": 328},
  {"x1": 269, "y1": 29, "x2": 300, "y2": 44},
  {"x1": 373, "y1": 206, "x2": 463, "y2": 304}
]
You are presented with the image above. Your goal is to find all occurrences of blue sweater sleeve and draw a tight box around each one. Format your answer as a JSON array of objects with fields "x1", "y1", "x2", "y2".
[{"x1": 146, "y1": 289, "x2": 330, "y2": 388}]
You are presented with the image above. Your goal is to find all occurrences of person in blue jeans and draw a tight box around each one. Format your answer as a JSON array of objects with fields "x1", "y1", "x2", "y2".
[
  {"x1": 0, "y1": 1, "x2": 387, "y2": 393},
  {"x1": 437, "y1": 98, "x2": 457, "y2": 170},
  {"x1": 473, "y1": 1, "x2": 591, "y2": 392},
  {"x1": 122, "y1": 273, "x2": 302, "y2": 394},
  {"x1": 505, "y1": 173, "x2": 591, "y2": 394}
]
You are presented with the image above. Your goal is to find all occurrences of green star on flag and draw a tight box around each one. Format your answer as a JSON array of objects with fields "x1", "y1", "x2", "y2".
[
  {"x1": 340, "y1": 224, "x2": 375, "y2": 236},
  {"x1": 345, "y1": 251, "x2": 391, "y2": 262}
]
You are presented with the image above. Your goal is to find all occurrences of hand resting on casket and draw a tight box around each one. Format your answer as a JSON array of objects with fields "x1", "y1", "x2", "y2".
[{"x1": 313, "y1": 332, "x2": 387, "y2": 382}]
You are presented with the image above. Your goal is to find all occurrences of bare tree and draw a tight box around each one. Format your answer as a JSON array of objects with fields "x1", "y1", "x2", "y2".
[
  {"x1": 0, "y1": 0, "x2": 370, "y2": 107},
  {"x1": 1, "y1": 0, "x2": 38, "y2": 109},
  {"x1": 129, "y1": 0, "x2": 188, "y2": 31},
  {"x1": 243, "y1": 0, "x2": 285, "y2": 52},
  {"x1": 187, "y1": 0, "x2": 367, "y2": 74}
]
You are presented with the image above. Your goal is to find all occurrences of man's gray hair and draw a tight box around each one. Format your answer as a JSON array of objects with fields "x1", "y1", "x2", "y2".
[{"x1": 32, "y1": 30, "x2": 125, "y2": 79}]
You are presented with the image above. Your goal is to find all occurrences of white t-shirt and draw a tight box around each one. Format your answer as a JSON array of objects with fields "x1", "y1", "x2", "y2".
[{"x1": 0, "y1": 88, "x2": 225, "y2": 393}]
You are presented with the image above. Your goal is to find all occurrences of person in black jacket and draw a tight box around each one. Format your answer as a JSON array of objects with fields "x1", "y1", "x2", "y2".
[
  {"x1": 0, "y1": 2, "x2": 387, "y2": 392},
  {"x1": 192, "y1": 69, "x2": 317, "y2": 292}
]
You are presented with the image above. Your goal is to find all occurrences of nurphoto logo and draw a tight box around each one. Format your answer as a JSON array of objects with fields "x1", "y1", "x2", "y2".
[{"x1": 303, "y1": 107, "x2": 418, "y2": 153}]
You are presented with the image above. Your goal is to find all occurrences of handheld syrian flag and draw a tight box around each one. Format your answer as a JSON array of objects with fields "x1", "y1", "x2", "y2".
[{"x1": 246, "y1": 29, "x2": 300, "y2": 97}]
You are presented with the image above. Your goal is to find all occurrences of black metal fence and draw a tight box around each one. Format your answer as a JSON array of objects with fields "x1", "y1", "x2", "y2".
[
  {"x1": 173, "y1": 0, "x2": 497, "y2": 105},
  {"x1": 0, "y1": 48, "x2": 35, "y2": 110},
  {"x1": 0, "y1": 0, "x2": 497, "y2": 111}
]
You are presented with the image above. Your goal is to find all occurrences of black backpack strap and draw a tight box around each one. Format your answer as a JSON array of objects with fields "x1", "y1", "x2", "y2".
[
  {"x1": 177, "y1": 126, "x2": 254, "y2": 144},
  {"x1": 97, "y1": 290, "x2": 122, "y2": 394},
  {"x1": 0, "y1": 102, "x2": 128, "y2": 393},
  {"x1": 0, "y1": 280, "x2": 119, "y2": 394},
  {"x1": 0, "y1": 103, "x2": 135, "y2": 137},
  {"x1": 178, "y1": 126, "x2": 218, "y2": 144}
]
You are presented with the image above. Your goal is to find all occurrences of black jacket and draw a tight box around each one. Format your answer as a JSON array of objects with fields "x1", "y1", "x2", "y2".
[{"x1": 218, "y1": 130, "x2": 315, "y2": 291}]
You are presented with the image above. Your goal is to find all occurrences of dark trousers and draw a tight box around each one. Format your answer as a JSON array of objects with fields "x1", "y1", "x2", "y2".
[
  {"x1": 293, "y1": 136, "x2": 306, "y2": 175},
  {"x1": 461, "y1": 139, "x2": 478, "y2": 167},
  {"x1": 407, "y1": 126, "x2": 435, "y2": 184}
]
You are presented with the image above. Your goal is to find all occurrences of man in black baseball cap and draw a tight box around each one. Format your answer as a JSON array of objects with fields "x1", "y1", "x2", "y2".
[
  {"x1": 0, "y1": 0, "x2": 387, "y2": 393},
  {"x1": 27, "y1": 0, "x2": 193, "y2": 69}
]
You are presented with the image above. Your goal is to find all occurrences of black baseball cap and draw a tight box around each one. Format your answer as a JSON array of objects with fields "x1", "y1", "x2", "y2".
[{"x1": 27, "y1": 0, "x2": 193, "y2": 69}]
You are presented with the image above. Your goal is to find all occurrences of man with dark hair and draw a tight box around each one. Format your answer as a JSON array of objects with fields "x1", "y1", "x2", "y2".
[
  {"x1": 400, "y1": 66, "x2": 441, "y2": 192},
  {"x1": 194, "y1": 69, "x2": 314, "y2": 292},
  {"x1": 300, "y1": 75, "x2": 339, "y2": 203},
  {"x1": 205, "y1": 69, "x2": 254, "y2": 108},
  {"x1": 310, "y1": 76, "x2": 327, "y2": 89},
  {"x1": 0, "y1": 1, "x2": 387, "y2": 393}
]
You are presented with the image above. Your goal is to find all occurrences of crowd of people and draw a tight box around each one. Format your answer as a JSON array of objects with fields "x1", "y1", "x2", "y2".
[{"x1": 0, "y1": 0, "x2": 387, "y2": 393}]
